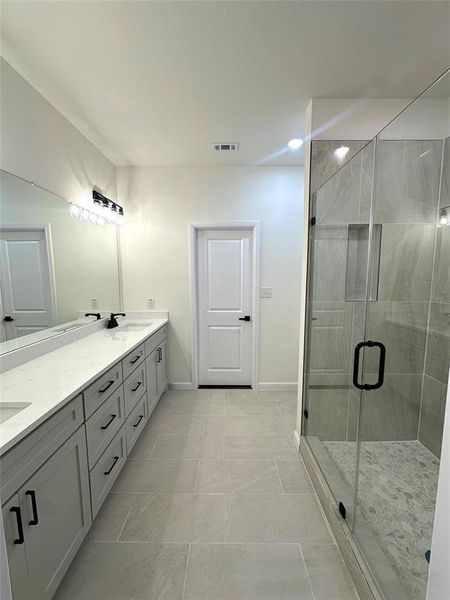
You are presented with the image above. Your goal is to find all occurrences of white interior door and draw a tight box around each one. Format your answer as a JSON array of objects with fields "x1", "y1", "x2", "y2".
[
  {"x1": 197, "y1": 229, "x2": 253, "y2": 386},
  {"x1": 0, "y1": 228, "x2": 57, "y2": 340}
]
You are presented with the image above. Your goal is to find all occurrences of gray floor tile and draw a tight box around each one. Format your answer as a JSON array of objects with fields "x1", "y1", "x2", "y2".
[
  {"x1": 113, "y1": 459, "x2": 199, "y2": 493},
  {"x1": 54, "y1": 542, "x2": 189, "y2": 600},
  {"x1": 302, "y1": 543, "x2": 359, "y2": 600},
  {"x1": 226, "y1": 494, "x2": 332, "y2": 543},
  {"x1": 128, "y1": 426, "x2": 160, "y2": 459},
  {"x1": 197, "y1": 459, "x2": 283, "y2": 493},
  {"x1": 224, "y1": 435, "x2": 298, "y2": 459},
  {"x1": 277, "y1": 460, "x2": 314, "y2": 493},
  {"x1": 164, "y1": 391, "x2": 225, "y2": 415},
  {"x1": 119, "y1": 493, "x2": 225, "y2": 542},
  {"x1": 146, "y1": 413, "x2": 206, "y2": 435},
  {"x1": 183, "y1": 543, "x2": 313, "y2": 600},
  {"x1": 205, "y1": 414, "x2": 293, "y2": 436},
  {"x1": 87, "y1": 493, "x2": 136, "y2": 541},
  {"x1": 225, "y1": 398, "x2": 280, "y2": 416},
  {"x1": 150, "y1": 432, "x2": 223, "y2": 458}
]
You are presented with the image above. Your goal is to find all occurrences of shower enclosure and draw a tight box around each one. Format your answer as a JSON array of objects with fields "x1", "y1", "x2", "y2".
[{"x1": 302, "y1": 69, "x2": 449, "y2": 600}]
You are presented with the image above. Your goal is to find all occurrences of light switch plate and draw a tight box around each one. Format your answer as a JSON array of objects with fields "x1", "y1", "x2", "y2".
[
  {"x1": 91, "y1": 298, "x2": 98, "y2": 309},
  {"x1": 260, "y1": 287, "x2": 272, "y2": 298},
  {"x1": 146, "y1": 298, "x2": 155, "y2": 309}
]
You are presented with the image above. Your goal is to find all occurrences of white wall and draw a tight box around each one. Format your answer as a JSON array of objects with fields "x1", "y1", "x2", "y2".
[
  {"x1": 0, "y1": 58, "x2": 117, "y2": 206},
  {"x1": 117, "y1": 166, "x2": 303, "y2": 387}
]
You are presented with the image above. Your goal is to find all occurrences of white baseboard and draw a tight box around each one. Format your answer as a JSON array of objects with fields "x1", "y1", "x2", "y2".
[
  {"x1": 257, "y1": 382, "x2": 298, "y2": 391},
  {"x1": 168, "y1": 382, "x2": 196, "y2": 390},
  {"x1": 294, "y1": 430, "x2": 301, "y2": 450}
]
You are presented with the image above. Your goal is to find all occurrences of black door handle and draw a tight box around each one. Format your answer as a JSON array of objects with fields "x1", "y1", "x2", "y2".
[
  {"x1": 25, "y1": 490, "x2": 39, "y2": 525},
  {"x1": 10, "y1": 507, "x2": 24, "y2": 544},
  {"x1": 238, "y1": 316, "x2": 251, "y2": 322},
  {"x1": 104, "y1": 456, "x2": 120, "y2": 475},
  {"x1": 101, "y1": 414, "x2": 117, "y2": 430},
  {"x1": 353, "y1": 340, "x2": 386, "y2": 391},
  {"x1": 3, "y1": 316, "x2": 14, "y2": 322}
]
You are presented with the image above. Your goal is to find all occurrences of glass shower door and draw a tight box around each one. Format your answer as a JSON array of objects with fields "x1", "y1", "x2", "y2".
[
  {"x1": 353, "y1": 70, "x2": 449, "y2": 600},
  {"x1": 303, "y1": 140, "x2": 376, "y2": 524}
]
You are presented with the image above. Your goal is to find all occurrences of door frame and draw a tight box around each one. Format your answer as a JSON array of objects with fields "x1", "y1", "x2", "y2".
[
  {"x1": 188, "y1": 221, "x2": 261, "y2": 390},
  {"x1": 0, "y1": 223, "x2": 58, "y2": 340}
]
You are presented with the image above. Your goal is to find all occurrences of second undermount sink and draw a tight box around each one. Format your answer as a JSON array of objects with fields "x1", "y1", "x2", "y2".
[
  {"x1": 0, "y1": 402, "x2": 32, "y2": 425},
  {"x1": 116, "y1": 322, "x2": 153, "y2": 332}
]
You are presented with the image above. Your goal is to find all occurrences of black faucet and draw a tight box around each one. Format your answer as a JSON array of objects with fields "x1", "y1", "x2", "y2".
[
  {"x1": 106, "y1": 312, "x2": 126, "y2": 329},
  {"x1": 85, "y1": 312, "x2": 101, "y2": 320}
]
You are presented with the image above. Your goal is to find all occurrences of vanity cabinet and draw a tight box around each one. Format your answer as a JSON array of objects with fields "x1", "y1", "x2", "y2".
[
  {"x1": 1, "y1": 321, "x2": 168, "y2": 599},
  {"x1": 2, "y1": 426, "x2": 90, "y2": 600}
]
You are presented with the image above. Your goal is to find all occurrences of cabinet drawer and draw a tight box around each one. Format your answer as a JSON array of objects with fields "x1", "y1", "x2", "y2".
[
  {"x1": 89, "y1": 427, "x2": 126, "y2": 519},
  {"x1": 83, "y1": 363, "x2": 123, "y2": 419},
  {"x1": 124, "y1": 363, "x2": 147, "y2": 416},
  {"x1": 145, "y1": 324, "x2": 168, "y2": 356},
  {"x1": 122, "y1": 343, "x2": 145, "y2": 380},
  {"x1": 126, "y1": 394, "x2": 148, "y2": 455},
  {"x1": 1, "y1": 396, "x2": 84, "y2": 503},
  {"x1": 86, "y1": 387, "x2": 125, "y2": 469}
]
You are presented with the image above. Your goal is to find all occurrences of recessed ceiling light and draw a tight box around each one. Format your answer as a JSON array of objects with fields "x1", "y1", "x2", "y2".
[
  {"x1": 334, "y1": 145, "x2": 350, "y2": 160},
  {"x1": 288, "y1": 138, "x2": 303, "y2": 150}
]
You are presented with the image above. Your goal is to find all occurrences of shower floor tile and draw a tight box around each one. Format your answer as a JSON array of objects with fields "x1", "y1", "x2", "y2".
[{"x1": 322, "y1": 440, "x2": 440, "y2": 600}]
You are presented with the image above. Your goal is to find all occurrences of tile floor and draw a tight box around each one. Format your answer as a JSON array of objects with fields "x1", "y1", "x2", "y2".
[{"x1": 55, "y1": 390, "x2": 359, "y2": 600}]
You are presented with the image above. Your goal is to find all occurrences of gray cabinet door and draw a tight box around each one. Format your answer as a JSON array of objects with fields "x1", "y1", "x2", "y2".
[
  {"x1": 156, "y1": 339, "x2": 168, "y2": 398},
  {"x1": 146, "y1": 348, "x2": 158, "y2": 411},
  {"x1": 2, "y1": 494, "x2": 30, "y2": 600},
  {"x1": 20, "y1": 426, "x2": 91, "y2": 599}
]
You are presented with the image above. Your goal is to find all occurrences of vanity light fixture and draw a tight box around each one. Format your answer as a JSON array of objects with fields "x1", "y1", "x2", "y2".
[
  {"x1": 334, "y1": 145, "x2": 350, "y2": 160},
  {"x1": 287, "y1": 138, "x2": 303, "y2": 150},
  {"x1": 92, "y1": 190, "x2": 125, "y2": 224},
  {"x1": 70, "y1": 203, "x2": 106, "y2": 226},
  {"x1": 438, "y1": 206, "x2": 450, "y2": 227}
]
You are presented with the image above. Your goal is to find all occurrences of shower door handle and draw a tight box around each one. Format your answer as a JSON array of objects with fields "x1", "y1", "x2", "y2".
[{"x1": 352, "y1": 340, "x2": 386, "y2": 391}]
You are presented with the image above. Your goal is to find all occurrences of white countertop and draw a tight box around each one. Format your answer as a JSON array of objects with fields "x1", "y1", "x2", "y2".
[{"x1": 0, "y1": 318, "x2": 168, "y2": 456}]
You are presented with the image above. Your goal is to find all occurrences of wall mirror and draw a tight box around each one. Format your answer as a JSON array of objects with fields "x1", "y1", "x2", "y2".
[{"x1": 0, "y1": 169, "x2": 121, "y2": 354}]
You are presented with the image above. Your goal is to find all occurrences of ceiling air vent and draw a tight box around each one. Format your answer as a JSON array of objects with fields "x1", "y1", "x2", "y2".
[{"x1": 213, "y1": 142, "x2": 240, "y2": 152}]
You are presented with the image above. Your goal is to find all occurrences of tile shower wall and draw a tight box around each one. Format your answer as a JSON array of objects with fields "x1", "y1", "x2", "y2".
[
  {"x1": 308, "y1": 139, "x2": 446, "y2": 447},
  {"x1": 419, "y1": 136, "x2": 450, "y2": 458}
]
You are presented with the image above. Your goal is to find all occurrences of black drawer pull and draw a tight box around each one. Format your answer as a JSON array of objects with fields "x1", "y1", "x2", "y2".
[
  {"x1": 25, "y1": 490, "x2": 39, "y2": 525},
  {"x1": 133, "y1": 415, "x2": 144, "y2": 428},
  {"x1": 131, "y1": 381, "x2": 142, "y2": 393},
  {"x1": 98, "y1": 380, "x2": 115, "y2": 394},
  {"x1": 101, "y1": 414, "x2": 117, "y2": 430},
  {"x1": 10, "y1": 507, "x2": 24, "y2": 544},
  {"x1": 130, "y1": 355, "x2": 141, "y2": 364},
  {"x1": 104, "y1": 456, "x2": 120, "y2": 475}
]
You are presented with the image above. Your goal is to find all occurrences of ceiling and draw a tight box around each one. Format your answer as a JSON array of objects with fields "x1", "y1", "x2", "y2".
[{"x1": 1, "y1": 1, "x2": 449, "y2": 166}]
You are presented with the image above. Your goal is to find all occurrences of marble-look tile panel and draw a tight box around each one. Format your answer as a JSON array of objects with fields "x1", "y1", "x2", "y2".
[
  {"x1": 424, "y1": 302, "x2": 450, "y2": 384},
  {"x1": 418, "y1": 375, "x2": 447, "y2": 458},
  {"x1": 431, "y1": 226, "x2": 450, "y2": 303},
  {"x1": 374, "y1": 140, "x2": 442, "y2": 224},
  {"x1": 377, "y1": 224, "x2": 435, "y2": 301},
  {"x1": 364, "y1": 301, "x2": 429, "y2": 374},
  {"x1": 311, "y1": 140, "x2": 367, "y2": 194},
  {"x1": 304, "y1": 386, "x2": 350, "y2": 441},
  {"x1": 358, "y1": 373, "x2": 421, "y2": 441}
]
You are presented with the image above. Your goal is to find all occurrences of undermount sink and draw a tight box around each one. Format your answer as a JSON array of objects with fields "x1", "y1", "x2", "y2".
[
  {"x1": 116, "y1": 322, "x2": 153, "y2": 332},
  {"x1": 0, "y1": 402, "x2": 32, "y2": 425}
]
